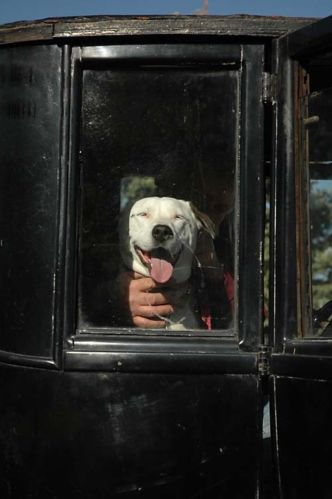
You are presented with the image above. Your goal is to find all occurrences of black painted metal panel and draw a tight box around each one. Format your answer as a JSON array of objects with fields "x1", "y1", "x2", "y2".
[
  {"x1": 271, "y1": 352, "x2": 332, "y2": 379},
  {"x1": 81, "y1": 44, "x2": 242, "y2": 62},
  {"x1": 238, "y1": 44, "x2": 265, "y2": 350},
  {"x1": 271, "y1": 35, "x2": 298, "y2": 349},
  {"x1": 0, "y1": 365, "x2": 261, "y2": 499},
  {"x1": 273, "y1": 376, "x2": 332, "y2": 499},
  {"x1": 0, "y1": 45, "x2": 62, "y2": 357}
]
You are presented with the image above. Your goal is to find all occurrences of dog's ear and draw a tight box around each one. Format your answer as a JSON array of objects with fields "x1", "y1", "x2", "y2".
[{"x1": 189, "y1": 202, "x2": 216, "y2": 239}]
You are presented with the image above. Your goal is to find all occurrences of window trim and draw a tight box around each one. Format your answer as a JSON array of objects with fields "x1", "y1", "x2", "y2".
[{"x1": 62, "y1": 40, "x2": 266, "y2": 368}]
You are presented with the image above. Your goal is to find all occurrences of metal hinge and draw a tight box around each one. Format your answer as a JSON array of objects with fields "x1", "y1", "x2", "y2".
[
  {"x1": 258, "y1": 345, "x2": 271, "y2": 376},
  {"x1": 262, "y1": 72, "x2": 277, "y2": 104}
]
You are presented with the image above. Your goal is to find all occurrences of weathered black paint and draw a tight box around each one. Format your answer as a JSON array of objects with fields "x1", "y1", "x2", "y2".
[
  {"x1": 272, "y1": 377, "x2": 332, "y2": 499},
  {"x1": 0, "y1": 45, "x2": 62, "y2": 358}
]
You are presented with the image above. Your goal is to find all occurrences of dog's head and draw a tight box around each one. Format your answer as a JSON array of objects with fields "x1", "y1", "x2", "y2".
[{"x1": 119, "y1": 196, "x2": 215, "y2": 284}]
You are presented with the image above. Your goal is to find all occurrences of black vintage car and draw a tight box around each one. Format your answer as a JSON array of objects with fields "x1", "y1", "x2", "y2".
[{"x1": 0, "y1": 14, "x2": 332, "y2": 498}]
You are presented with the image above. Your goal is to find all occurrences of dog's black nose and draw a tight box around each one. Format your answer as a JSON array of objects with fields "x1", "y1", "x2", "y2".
[{"x1": 152, "y1": 224, "x2": 173, "y2": 242}]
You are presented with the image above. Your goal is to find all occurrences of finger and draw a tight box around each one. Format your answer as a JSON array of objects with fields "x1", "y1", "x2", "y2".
[
  {"x1": 128, "y1": 291, "x2": 169, "y2": 310},
  {"x1": 133, "y1": 316, "x2": 166, "y2": 328},
  {"x1": 140, "y1": 292, "x2": 172, "y2": 307},
  {"x1": 131, "y1": 276, "x2": 158, "y2": 292},
  {"x1": 137, "y1": 304, "x2": 174, "y2": 318}
]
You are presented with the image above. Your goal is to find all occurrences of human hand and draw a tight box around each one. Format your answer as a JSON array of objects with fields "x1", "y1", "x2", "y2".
[{"x1": 117, "y1": 271, "x2": 175, "y2": 328}]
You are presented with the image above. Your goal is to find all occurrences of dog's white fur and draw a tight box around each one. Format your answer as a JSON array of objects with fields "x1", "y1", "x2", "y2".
[{"x1": 119, "y1": 196, "x2": 214, "y2": 330}]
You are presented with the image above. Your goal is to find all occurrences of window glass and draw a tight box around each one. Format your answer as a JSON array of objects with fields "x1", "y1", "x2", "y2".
[
  {"x1": 308, "y1": 86, "x2": 332, "y2": 335},
  {"x1": 78, "y1": 65, "x2": 237, "y2": 332}
]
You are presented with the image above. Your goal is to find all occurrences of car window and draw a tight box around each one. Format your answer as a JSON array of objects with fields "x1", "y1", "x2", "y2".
[{"x1": 77, "y1": 64, "x2": 237, "y2": 332}]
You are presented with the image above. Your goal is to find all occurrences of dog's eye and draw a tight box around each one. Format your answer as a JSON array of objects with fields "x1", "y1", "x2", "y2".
[
  {"x1": 137, "y1": 212, "x2": 148, "y2": 217},
  {"x1": 175, "y1": 214, "x2": 185, "y2": 220}
]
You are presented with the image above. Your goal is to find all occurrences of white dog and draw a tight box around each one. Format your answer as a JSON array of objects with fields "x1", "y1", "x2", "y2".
[{"x1": 119, "y1": 196, "x2": 215, "y2": 330}]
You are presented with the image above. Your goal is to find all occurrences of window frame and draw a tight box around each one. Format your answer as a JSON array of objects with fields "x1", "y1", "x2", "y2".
[
  {"x1": 271, "y1": 21, "x2": 332, "y2": 363},
  {"x1": 63, "y1": 40, "x2": 266, "y2": 371}
]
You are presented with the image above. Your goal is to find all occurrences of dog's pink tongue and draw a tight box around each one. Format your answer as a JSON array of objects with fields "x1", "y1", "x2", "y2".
[{"x1": 150, "y1": 257, "x2": 173, "y2": 284}]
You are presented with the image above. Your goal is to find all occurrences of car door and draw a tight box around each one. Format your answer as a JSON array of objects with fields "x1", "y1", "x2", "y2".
[
  {"x1": 271, "y1": 15, "x2": 332, "y2": 499},
  {"x1": 64, "y1": 41, "x2": 267, "y2": 499},
  {"x1": 0, "y1": 34, "x2": 268, "y2": 498}
]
